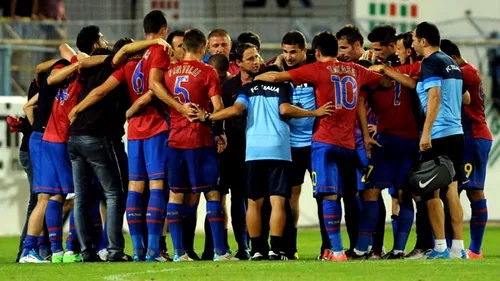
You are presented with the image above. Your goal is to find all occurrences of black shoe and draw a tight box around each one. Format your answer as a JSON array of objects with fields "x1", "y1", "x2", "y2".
[
  {"x1": 348, "y1": 251, "x2": 369, "y2": 260},
  {"x1": 186, "y1": 250, "x2": 201, "y2": 261},
  {"x1": 235, "y1": 250, "x2": 250, "y2": 260},
  {"x1": 268, "y1": 251, "x2": 288, "y2": 261},
  {"x1": 201, "y1": 251, "x2": 214, "y2": 261},
  {"x1": 81, "y1": 254, "x2": 103, "y2": 263},
  {"x1": 108, "y1": 254, "x2": 133, "y2": 262},
  {"x1": 382, "y1": 251, "x2": 405, "y2": 260}
]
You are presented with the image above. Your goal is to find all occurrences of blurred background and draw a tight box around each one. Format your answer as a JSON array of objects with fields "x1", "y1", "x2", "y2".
[{"x1": 1, "y1": 0, "x2": 500, "y2": 235}]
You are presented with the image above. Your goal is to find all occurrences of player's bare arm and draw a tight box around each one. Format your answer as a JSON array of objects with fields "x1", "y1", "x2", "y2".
[
  {"x1": 68, "y1": 76, "x2": 121, "y2": 124},
  {"x1": 23, "y1": 93, "x2": 39, "y2": 125},
  {"x1": 370, "y1": 65, "x2": 417, "y2": 89},
  {"x1": 357, "y1": 95, "x2": 381, "y2": 159},
  {"x1": 35, "y1": 59, "x2": 60, "y2": 81},
  {"x1": 113, "y1": 38, "x2": 172, "y2": 66},
  {"x1": 420, "y1": 87, "x2": 441, "y2": 152},
  {"x1": 150, "y1": 69, "x2": 195, "y2": 117},
  {"x1": 126, "y1": 90, "x2": 154, "y2": 120},
  {"x1": 254, "y1": 71, "x2": 292, "y2": 83},
  {"x1": 210, "y1": 94, "x2": 227, "y2": 152},
  {"x1": 280, "y1": 101, "x2": 333, "y2": 118},
  {"x1": 462, "y1": 91, "x2": 471, "y2": 105},
  {"x1": 193, "y1": 102, "x2": 247, "y2": 122},
  {"x1": 78, "y1": 55, "x2": 108, "y2": 70},
  {"x1": 59, "y1": 44, "x2": 77, "y2": 61},
  {"x1": 47, "y1": 61, "x2": 80, "y2": 86}
]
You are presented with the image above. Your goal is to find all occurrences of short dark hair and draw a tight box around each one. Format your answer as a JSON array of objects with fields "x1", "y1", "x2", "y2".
[
  {"x1": 208, "y1": 29, "x2": 230, "y2": 40},
  {"x1": 183, "y1": 29, "x2": 207, "y2": 52},
  {"x1": 368, "y1": 24, "x2": 397, "y2": 45},
  {"x1": 113, "y1": 37, "x2": 134, "y2": 54},
  {"x1": 237, "y1": 32, "x2": 261, "y2": 50},
  {"x1": 166, "y1": 30, "x2": 184, "y2": 46},
  {"x1": 281, "y1": 31, "x2": 306, "y2": 50},
  {"x1": 234, "y1": 43, "x2": 258, "y2": 61},
  {"x1": 336, "y1": 24, "x2": 364, "y2": 46},
  {"x1": 76, "y1": 25, "x2": 100, "y2": 54},
  {"x1": 440, "y1": 39, "x2": 461, "y2": 57},
  {"x1": 143, "y1": 10, "x2": 167, "y2": 34},
  {"x1": 207, "y1": 54, "x2": 229, "y2": 72},
  {"x1": 356, "y1": 59, "x2": 374, "y2": 68},
  {"x1": 311, "y1": 32, "x2": 338, "y2": 58},
  {"x1": 396, "y1": 32, "x2": 413, "y2": 49},
  {"x1": 415, "y1": 21, "x2": 440, "y2": 47},
  {"x1": 262, "y1": 64, "x2": 283, "y2": 73}
]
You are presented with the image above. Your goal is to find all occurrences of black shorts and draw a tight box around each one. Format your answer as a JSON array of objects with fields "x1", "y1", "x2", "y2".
[
  {"x1": 422, "y1": 134, "x2": 464, "y2": 183},
  {"x1": 290, "y1": 146, "x2": 312, "y2": 187},
  {"x1": 219, "y1": 151, "x2": 246, "y2": 195},
  {"x1": 246, "y1": 160, "x2": 291, "y2": 200}
]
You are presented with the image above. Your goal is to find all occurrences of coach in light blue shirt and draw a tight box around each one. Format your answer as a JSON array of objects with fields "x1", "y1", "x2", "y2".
[{"x1": 412, "y1": 21, "x2": 469, "y2": 259}]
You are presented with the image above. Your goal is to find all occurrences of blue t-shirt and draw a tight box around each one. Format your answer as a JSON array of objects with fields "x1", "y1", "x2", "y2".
[
  {"x1": 288, "y1": 83, "x2": 316, "y2": 148},
  {"x1": 235, "y1": 81, "x2": 293, "y2": 162},
  {"x1": 416, "y1": 51, "x2": 464, "y2": 139}
]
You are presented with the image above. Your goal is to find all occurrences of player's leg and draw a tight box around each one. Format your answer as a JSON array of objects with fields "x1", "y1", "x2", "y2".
[
  {"x1": 229, "y1": 166, "x2": 249, "y2": 260},
  {"x1": 16, "y1": 149, "x2": 36, "y2": 262},
  {"x1": 183, "y1": 192, "x2": 201, "y2": 260},
  {"x1": 125, "y1": 139, "x2": 147, "y2": 260},
  {"x1": 313, "y1": 142, "x2": 347, "y2": 261},
  {"x1": 463, "y1": 138, "x2": 491, "y2": 258},
  {"x1": 390, "y1": 189, "x2": 399, "y2": 244},
  {"x1": 246, "y1": 160, "x2": 267, "y2": 260},
  {"x1": 63, "y1": 209, "x2": 82, "y2": 263},
  {"x1": 144, "y1": 132, "x2": 169, "y2": 260},
  {"x1": 165, "y1": 147, "x2": 190, "y2": 262}
]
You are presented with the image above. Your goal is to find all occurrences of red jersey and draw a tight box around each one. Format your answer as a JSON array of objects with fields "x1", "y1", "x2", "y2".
[
  {"x1": 112, "y1": 44, "x2": 170, "y2": 140},
  {"x1": 288, "y1": 61, "x2": 381, "y2": 149},
  {"x1": 363, "y1": 62, "x2": 421, "y2": 139},
  {"x1": 164, "y1": 60, "x2": 221, "y2": 149},
  {"x1": 461, "y1": 63, "x2": 492, "y2": 140},
  {"x1": 228, "y1": 62, "x2": 239, "y2": 76},
  {"x1": 43, "y1": 57, "x2": 81, "y2": 143}
]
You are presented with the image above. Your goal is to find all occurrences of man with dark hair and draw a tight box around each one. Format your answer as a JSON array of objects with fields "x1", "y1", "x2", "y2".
[
  {"x1": 255, "y1": 31, "x2": 381, "y2": 262},
  {"x1": 368, "y1": 24, "x2": 398, "y2": 63},
  {"x1": 207, "y1": 29, "x2": 239, "y2": 75},
  {"x1": 143, "y1": 9, "x2": 167, "y2": 34},
  {"x1": 395, "y1": 32, "x2": 417, "y2": 65},
  {"x1": 208, "y1": 54, "x2": 231, "y2": 85},
  {"x1": 76, "y1": 25, "x2": 108, "y2": 55},
  {"x1": 441, "y1": 39, "x2": 492, "y2": 259},
  {"x1": 237, "y1": 31, "x2": 261, "y2": 51},
  {"x1": 412, "y1": 21, "x2": 466, "y2": 259},
  {"x1": 167, "y1": 30, "x2": 185, "y2": 63},
  {"x1": 162, "y1": 28, "x2": 236, "y2": 262}
]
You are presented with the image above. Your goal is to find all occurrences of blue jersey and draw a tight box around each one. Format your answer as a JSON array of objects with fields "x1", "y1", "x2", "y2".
[
  {"x1": 416, "y1": 51, "x2": 464, "y2": 139},
  {"x1": 289, "y1": 83, "x2": 315, "y2": 148},
  {"x1": 235, "y1": 81, "x2": 292, "y2": 162}
]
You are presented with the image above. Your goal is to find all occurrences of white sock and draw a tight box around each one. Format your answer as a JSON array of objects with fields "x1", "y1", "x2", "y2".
[
  {"x1": 393, "y1": 249, "x2": 403, "y2": 254},
  {"x1": 354, "y1": 249, "x2": 366, "y2": 256},
  {"x1": 333, "y1": 251, "x2": 344, "y2": 257},
  {"x1": 434, "y1": 239, "x2": 447, "y2": 252},
  {"x1": 53, "y1": 251, "x2": 64, "y2": 256},
  {"x1": 65, "y1": 251, "x2": 74, "y2": 255},
  {"x1": 451, "y1": 240, "x2": 464, "y2": 253}
]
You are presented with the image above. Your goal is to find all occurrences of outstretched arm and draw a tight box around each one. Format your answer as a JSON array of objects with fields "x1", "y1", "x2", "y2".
[
  {"x1": 370, "y1": 65, "x2": 417, "y2": 89},
  {"x1": 47, "y1": 62, "x2": 79, "y2": 85},
  {"x1": 23, "y1": 93, "x2": 39, "y2": 125},
  {"x1": 279, "y1": 102, "x2": 333, "y2": 118},
  {"x1": 254, "y1": 71, "x2": 292, "y2": 83},
  {"x1": 113, "y1": 38, "x2": 171, "y2": 66}
]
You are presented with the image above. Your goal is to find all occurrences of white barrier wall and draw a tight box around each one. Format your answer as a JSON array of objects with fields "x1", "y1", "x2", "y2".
[{"x1": 1, "y1": 87, "x2": 500, "y2": 235}]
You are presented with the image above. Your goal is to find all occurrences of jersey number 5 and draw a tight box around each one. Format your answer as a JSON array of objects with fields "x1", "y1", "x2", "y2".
[
  {"x1": 331, "y1": 75, "x2": 358, "y2": 109},
  {"x1": 174, "y1": 75, "x2": 190, "y2": 104},
  {"x1": 132, "y1": 61, "x2": 144, "y2": 95}
]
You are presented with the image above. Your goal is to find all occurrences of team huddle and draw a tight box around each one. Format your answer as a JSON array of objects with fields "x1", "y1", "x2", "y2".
[{"x1": 14, "y1": 9, "x2": 491, "y2": 263}]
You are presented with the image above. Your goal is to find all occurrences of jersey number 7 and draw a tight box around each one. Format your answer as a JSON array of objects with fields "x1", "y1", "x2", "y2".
[
  {"x1": 331, "y1": 75, "x2": 358, "y2": 109},
  {"x1": 174, "y1": 75, "x2": 190, "y2": 104}
]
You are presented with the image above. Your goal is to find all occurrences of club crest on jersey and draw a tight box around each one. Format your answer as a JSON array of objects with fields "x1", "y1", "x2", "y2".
[{"x1": 55, "y1": 87, "x2": 69, "y2": 105}]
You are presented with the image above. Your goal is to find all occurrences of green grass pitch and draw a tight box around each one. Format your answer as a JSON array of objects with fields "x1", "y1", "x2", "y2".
[{"x1": 1, "y1": 226, "x2": 500, "y2": 281}]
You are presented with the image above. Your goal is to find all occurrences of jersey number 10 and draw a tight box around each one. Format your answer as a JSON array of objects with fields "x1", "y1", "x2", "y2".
[{"x1": 331, "y1": 75, "x2": 358, "y2": 109}]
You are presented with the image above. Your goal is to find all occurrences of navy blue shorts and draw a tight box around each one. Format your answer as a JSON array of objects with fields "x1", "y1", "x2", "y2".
[
  {"x1": 29, "y1": 132, "x2": 44, "y2": 191},
  {"x1": 366, "y1": 134, "x2": 418, "y2": 190},
  {"x1": 459, "y1": 138, "x2": 492, "y2": 190},
  {"x1": 36, "y1": 140, "x2": 73, "y2": 195},
  {"x1": 355, "y1": 146, "x2": 369, "y2": 191},
  {"x1": 246, "y1": 160, "x2": 291, "y2": 200},
  {"x1": 311, "y1": 141, "x2": 356, "y2": 197},
  {"x1": 166, "y1": 146, "x2": 219, "y2": 194},
  {"x1": 128, "y1": 131, "x2": 168, "y2": 181},
  {"x1": 290, "y1": 146, "x2": 312, "y2": 187}
]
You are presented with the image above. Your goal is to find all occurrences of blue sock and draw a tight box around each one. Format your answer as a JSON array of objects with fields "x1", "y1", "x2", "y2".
[
  {"x1": 394, "y1": 203, "x2": 414, "y2": 251},
  {"x1": 126, "y1": 191, "x2": 145, "y2": 256},
  {"x1": 167, "y1": 202, "x2": 184, "y2": 256},
  {"x1": 66, "y1": 210, "x2": 77, "y2": 252},
  {"x1": 45, "y1": 200, "x2": 64, "y2": 253},
  {"x1": 391, "y1": 215, "x2": 398, "y2": 243},
  {"x1": 206, "y1": 201, "x2": 226, "y2": 255},
  {"x1": 22, "y1": 235, "x2": 39, "y2": 256},
  {"x1": 356, "y1": 195, "x2": 363, "y2": 214},
  {"x1": 147, "y1": 189, "x2": 165, "y2": 256},
  {"x1": 232, "y1": 199, "x2": 248, "y2": 250},
  {"x1": 356, "y1": 200, "x2": 379, "y2": 252},
  {"x1": 470, "y1": 199, "x2": 488, "y2": 254},
  {"x1": 323, "y1": 200, "x2": 343, "y2": 252},
  {"x1": 91, "y1": 198, "x2": 106, "y2": 251},
  {"x1": 37, "y1": 234, "x2": 50, "y2": 255}
]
